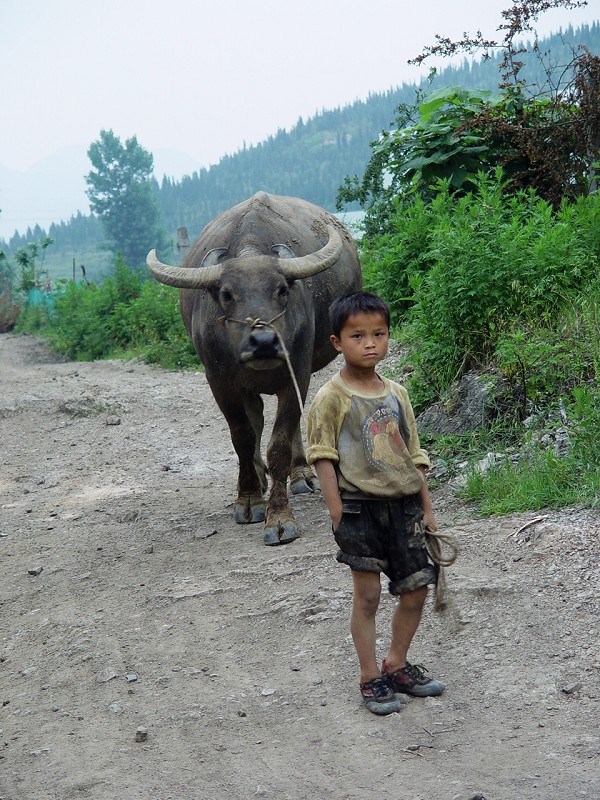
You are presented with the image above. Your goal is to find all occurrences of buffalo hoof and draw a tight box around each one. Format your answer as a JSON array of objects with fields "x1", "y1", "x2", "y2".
[
  {"x1": 290, "y1": 465, "x2": 318, "y2": 494},
  {"x1": 234, "y1": 497, "x2": 266, "y2": 524},
  {"x1": 263, "y1": 520, "x2": 300, "y2": 546},
  {"x1": 290, "y1": 475, "x2": 320, "y2": 495}
]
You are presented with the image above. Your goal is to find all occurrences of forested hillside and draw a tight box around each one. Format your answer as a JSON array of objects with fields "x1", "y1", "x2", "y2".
[
  {"x1": 4, "y1": 22, "x2": 599, "y2": 278},
  {"x1": 157, "y1": 22, "x2": 600, "y2": 240}
]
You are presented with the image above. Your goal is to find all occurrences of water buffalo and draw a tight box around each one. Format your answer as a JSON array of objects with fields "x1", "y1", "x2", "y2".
[{"x1": 146, "y1": 192, "x2": 361, "y2": 545}]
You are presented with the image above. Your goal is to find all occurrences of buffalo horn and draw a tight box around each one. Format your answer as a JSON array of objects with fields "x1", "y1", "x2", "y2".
[
  {"x1": 277, "y1": 224, "x2": 343, "y2": 280},
  {"x1": 146, "y1": 223, "x2": 343, "y2": 289},
  {"x1": 146, "y1": 250, "x2": 224, "y2": 288}
]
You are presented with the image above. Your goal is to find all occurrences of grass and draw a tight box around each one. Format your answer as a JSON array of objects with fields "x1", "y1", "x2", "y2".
[{"x1": 461, "y1": 449, "x2": 596, "y2": 514}]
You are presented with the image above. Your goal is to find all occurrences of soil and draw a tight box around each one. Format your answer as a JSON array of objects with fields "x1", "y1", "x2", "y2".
[{"x1": 1, "y1": 332, "x2": 599, "y2": 800}]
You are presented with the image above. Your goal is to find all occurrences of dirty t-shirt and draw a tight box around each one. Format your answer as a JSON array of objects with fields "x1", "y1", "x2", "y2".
[{"x1": 306, "y1": 372, "x2": 429, "y2": 498}]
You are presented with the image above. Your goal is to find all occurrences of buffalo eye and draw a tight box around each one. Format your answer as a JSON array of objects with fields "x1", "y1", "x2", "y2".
[
  {"x1": 219, "y1": 288, "x2": 234, "y2": 304},
  {"x1": 277, "y1": 285, "x2": 289, "y2": 300}
]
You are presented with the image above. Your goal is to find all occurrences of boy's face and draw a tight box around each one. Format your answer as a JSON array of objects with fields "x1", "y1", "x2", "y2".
[{"x1": 331, "y1": 311, "x2": 390, "y2": 369}]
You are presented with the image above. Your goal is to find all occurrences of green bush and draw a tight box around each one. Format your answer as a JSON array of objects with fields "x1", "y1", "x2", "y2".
[
  {"x1": 363, "y1": 173, "x2": 600, "y2": 407},
  {"x1": 494, "y1": 298, "x2": 599, "y2": 404},
  {"x1": 16, "y1": 255, "x2": 198, "y2": 369}
]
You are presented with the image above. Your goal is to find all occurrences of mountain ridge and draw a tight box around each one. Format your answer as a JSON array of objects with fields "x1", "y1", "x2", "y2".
[{"x1": 2, "y1": 22, "x2": 598, "y2": 278}]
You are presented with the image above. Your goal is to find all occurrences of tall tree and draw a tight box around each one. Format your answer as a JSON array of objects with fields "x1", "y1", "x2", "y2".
[{"x1": 86, "y1": 130, "x2": 167, "y2": 268}]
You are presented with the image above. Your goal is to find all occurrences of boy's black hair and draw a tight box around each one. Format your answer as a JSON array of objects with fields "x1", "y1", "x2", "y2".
[{"x1": 329, "y1": 291, "x2": 391, "y2": 338}]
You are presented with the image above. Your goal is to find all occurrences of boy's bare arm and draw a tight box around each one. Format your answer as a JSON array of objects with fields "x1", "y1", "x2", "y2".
[
  {"x1": 417, "y1": 465, "x2": 437, "y2": 531},
  {"x1": 313, "y1": 459, "x2": 343, "y2": 530}
]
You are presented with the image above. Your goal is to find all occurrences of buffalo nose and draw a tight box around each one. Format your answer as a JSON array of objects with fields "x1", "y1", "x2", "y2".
[{"x1": 249, "y1": 329, "x2": 280, "y2": 359}]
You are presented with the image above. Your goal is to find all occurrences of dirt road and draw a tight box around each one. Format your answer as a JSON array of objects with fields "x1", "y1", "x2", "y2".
[{"x1": 1, "y1": 333, "x2": 598, "y2": 800}]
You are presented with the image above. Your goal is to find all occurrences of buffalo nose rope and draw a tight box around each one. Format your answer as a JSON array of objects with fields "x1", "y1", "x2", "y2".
[{"x1": 217, "y1": 310, "x2": 304, "y2": 416}]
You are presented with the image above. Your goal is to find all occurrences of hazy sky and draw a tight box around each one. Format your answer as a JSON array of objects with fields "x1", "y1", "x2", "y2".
[{"x1": 1, "y1": 1, "x2": 598, "y2": 237}]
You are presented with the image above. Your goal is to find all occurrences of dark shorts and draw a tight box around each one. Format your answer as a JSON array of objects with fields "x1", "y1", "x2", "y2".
[{"x1": 333, "y1": 494, "x2": 436, "y2": 596}]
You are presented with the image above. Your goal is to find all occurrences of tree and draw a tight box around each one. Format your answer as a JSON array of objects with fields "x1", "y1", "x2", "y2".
[
  {"x1": 337, "y1": 81, "x2": 499, "y2": 236},
  {"x1": 14, "y1": 236, "x2": 54, "y2": 292},
  {"x1": 338, "y1": 0, "x2": 600, "y2": 229},
  {"x1": 86, "y1": 130, "x2": 168, "y2": 268}
]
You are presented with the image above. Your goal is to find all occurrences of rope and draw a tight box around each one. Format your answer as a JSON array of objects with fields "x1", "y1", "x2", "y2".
[
  {"x1": 217, "y1": 309, "x2": 305, "y2": 416},
  {"x1": 424, "y1": 527, "x2": 459, "y2": 613}
]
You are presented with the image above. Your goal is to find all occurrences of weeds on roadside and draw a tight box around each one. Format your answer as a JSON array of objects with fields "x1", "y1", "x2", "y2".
[
  {"x1": 460, "y1": 385, "x2": 599, "y2": 513},
  {"x1": 15, "y1": 255, "x2": 198, "y2": 369}
]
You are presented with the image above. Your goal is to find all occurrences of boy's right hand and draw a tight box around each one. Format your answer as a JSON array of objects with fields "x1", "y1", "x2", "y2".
[{"x1": 313, "y1": 459, "x2": 343, "y2": 532}]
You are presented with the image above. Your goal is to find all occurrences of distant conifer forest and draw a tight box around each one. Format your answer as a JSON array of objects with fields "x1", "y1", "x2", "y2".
[{"x1": 4, "y1": 23, "x2": 599, "y2": 280}]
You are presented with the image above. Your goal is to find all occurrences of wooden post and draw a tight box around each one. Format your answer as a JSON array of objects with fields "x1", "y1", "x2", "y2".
[
  {"x1": 72, "y1": 257, "x2": 76, "y2": 282},
  {"x1": 176, "y1": 227, "x2": 190, "y2": 265}
]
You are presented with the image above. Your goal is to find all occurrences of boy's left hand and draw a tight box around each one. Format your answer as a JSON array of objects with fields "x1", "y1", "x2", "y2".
[{"x1": 423, "y1": 510, "x2": 437, "y2": 532}]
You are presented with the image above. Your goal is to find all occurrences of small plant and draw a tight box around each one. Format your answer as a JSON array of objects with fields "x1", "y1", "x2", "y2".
[
  {"x1": 463, "y1": 448, "x2": 577, "y2": 513},
  {"x1": 13, "y1": 237, "x2": 54, "y2": 293}
]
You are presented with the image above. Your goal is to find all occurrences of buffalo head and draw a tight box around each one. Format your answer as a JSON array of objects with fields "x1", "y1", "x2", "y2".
[{"x1": 146, "y1": 224, "x2": 343, "y2": 370}]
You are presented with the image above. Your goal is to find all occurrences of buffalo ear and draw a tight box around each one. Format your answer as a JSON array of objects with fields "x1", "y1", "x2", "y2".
[
  {"x1": 202, "y1": 248, "x2": 229, "y2": 267},
  {"x1": 271, "y1": 243, "x2": 296, "y2": 260}
]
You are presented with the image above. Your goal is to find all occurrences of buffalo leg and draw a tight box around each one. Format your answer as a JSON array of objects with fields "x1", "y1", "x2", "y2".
[
  {"x1": 242, "y1": 391, "x2": 269, "y2": 494},
  {"x1": 289, "y1": 426, "x2": 318, "y2": 494},
  {"x1": 263, "y1": 385, "x2": 307, "y2": 545},
  {"x1": 211, "y1": 388, "x2": 266, "y2": 524}
]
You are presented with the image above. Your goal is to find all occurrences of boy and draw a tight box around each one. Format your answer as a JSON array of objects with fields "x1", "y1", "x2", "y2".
[{"x1": 306, "y1": 291, "x2": 444, "y2": 716}]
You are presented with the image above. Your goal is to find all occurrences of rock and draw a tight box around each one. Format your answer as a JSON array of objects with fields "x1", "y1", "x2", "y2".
[
  {"x1": 96, "y1": 668, "x2": 118, "y2": 683},
  {"x1": 562, "y1": 681, "x2": 582, "y2": 694},
  {"x1": 135, "y1": 726, "x2": 148, "y2": 742},
  {"x1": 474, "y1": 452, "x2": 507, "y2": 475},
  {"x1": 417, "y1": 370, "x2": 517, "y2": 435},
  {"x1": 27, "y1": 566, "x2": 43, "y2": 576},
  {"x1": 58, "y1": 396, "x2": 103, "y2": 417}
]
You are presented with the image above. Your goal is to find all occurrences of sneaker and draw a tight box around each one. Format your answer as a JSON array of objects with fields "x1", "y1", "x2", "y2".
[
  {"x1": 382, "y1": 659, "x2": 445, "y2": 697},
  {"x1": 359, "y1": 676, "x2": 401, "y2": 715}
]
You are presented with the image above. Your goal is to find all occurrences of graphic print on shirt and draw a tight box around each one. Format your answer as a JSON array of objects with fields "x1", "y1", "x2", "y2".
[{"x1": 362, "y1": 401, "x2": 415, "y2": 474}]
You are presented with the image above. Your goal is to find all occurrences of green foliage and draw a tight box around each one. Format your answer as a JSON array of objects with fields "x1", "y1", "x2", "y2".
[
  {"x1": 462, "y1": 382, "x2": 600, "y2": 513},
  {"x1": 494, "y1": 293, "x2": 599, "y2": 404},
  {"x1": 16, "y1": 254, "x2": 198, "y2": 369},
  {"x1": 86, "y1": 130, "x2": 168, "y2": 268},
  {"x1": 339, "y1": 13, "x2": 600, "y2": 236},
  {"x1": 363, "y1": 175, "x2": 600, "y2": 407},
  {"x1": 463, "y1": 449, "x2": 583, "y2": 513},
  {"x1": 13, "y1": 236, "x2": 54, "y2": 292},
  {"x1": 0, "y1": 236, "x2": 55, "y2": 331},
  {"x1": 375, "y1": 85, "x2": 498, "y2": 194},
  {"x1": 14, "y1": 302, "x2": 52, "y2": 333},
  {"x1": 343, "y1": 81, "x2": 598, "y2": 234},
  {"x1": 359, "y1": 192, "x2": 434, "y2": 317},
  {"x1": 0, "y1": 250, "x2": 19, "y2": 331}
]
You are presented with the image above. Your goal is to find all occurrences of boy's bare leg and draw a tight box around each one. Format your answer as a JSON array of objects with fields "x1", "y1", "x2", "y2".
[
  {"x1": 385, "y1": 585, "x2": 428, "y2": 670},
  {"x1": 350, "y1": 570, "x2": 382, "y2": 683}
]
